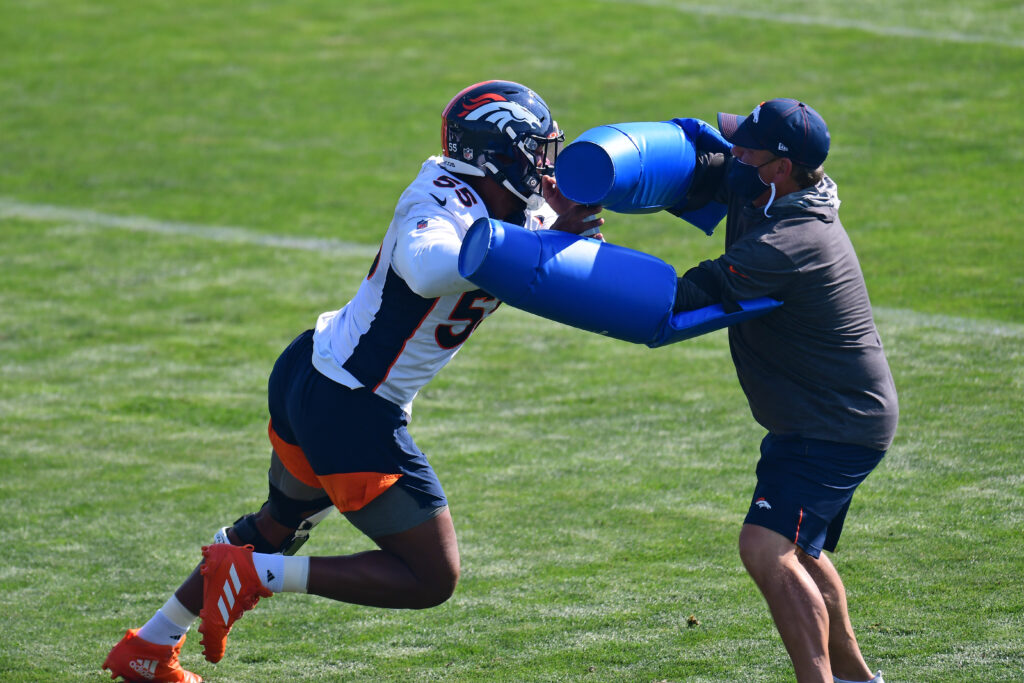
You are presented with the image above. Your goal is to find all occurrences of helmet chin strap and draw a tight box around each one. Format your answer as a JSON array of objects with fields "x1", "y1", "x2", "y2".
[
  {"x1": 484, "y1": 162, "x2": 544, "y2": 211},
  {"x1": 502, "y1": 178, "x2": 544, "y2": 211}
]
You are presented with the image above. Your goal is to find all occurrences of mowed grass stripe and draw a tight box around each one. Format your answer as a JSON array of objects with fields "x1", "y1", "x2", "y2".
[
  {"x1": 598, "y1": 0, "x2": 1024, "y2": 48},
  {"x1": 4, "y1": 197, "x2": 1022, "y2": 341}
]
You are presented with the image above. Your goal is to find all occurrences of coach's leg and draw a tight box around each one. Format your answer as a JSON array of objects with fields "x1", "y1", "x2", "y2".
[
  {"x1": 307, "y1": 507, "x2": 460, "y2": 609},
  {"x1": 739, "y1": 523, "x2": 831, "y2": 683},
  {"x1": 799, "y1": 551, "x2": 874, "y2": 682}
]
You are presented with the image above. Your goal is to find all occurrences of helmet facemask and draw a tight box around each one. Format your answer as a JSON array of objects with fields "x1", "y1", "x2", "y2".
[{"x1": 483, "y1": 128, "x2": 564, "y2": 210}]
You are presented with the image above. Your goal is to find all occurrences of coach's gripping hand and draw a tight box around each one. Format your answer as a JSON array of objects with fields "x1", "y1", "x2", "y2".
[{"x1": 669, "y1": 117, "x2": 732, "y2": 155}]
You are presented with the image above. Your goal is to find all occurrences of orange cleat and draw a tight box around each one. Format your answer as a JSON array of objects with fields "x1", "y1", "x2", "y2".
[
  {"x1": 197, "y1": 544, "x2": 272, "y2": 663},
  {"x1": 102, "y1": 628, "x2": 201, "y2": 682}
]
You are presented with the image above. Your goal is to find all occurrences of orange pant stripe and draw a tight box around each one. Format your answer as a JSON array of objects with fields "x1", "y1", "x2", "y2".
[
  {"x1": 268, "y1": 421, "x2": 321, "y2": 488},
  {"x1": 319, "y1": 471, "x2": 403, "y2": 513},
  {"x1": 268, "y1": 420, "x2": 403, "y2": 513}
]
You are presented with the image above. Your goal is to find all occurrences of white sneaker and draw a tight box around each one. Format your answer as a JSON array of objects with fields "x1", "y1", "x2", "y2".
[{"x1": 834, "y1": 672, "x2": 883, "y2": 683}]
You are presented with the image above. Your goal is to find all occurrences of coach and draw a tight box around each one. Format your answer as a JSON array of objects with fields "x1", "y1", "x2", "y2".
[{"x1": 668, "y1": 99, "x2": 898, "y2": 683}]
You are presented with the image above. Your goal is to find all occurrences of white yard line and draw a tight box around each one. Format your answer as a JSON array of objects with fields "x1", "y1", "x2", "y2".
[
  {"x1": 3, "y1": 196, "x2": 1021, "y2": 338},
  {"x1": 598, "y1": 0, "x2": 1024, "y2": 49},
  {"x1": 0, "y1": 197, "x2": 379, "y2": 258}
]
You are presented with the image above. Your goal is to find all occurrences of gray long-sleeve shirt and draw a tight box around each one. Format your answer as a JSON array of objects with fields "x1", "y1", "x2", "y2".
[{"x1": 675, "y1": 168, "x2": 898, "y2": 451}]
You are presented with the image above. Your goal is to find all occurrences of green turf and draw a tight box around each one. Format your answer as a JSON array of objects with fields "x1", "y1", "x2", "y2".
[{"x1": 1, "y1": 1, "x2": 1022, "y2": 680}]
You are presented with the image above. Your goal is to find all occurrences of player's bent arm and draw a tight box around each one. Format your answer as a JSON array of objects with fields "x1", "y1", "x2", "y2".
[{"x1": 392, "y1": 214, "x2": 477, "y2": 298}]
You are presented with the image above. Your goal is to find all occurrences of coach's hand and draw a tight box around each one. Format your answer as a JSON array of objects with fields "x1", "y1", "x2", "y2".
[{"x1": 670, "y1": 117, "x2": 732, "y2": 155}]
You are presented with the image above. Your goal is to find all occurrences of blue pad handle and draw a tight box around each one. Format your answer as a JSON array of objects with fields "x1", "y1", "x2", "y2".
[{"x1": 647, "y1": 298, "x2": 783, "y2": 348}]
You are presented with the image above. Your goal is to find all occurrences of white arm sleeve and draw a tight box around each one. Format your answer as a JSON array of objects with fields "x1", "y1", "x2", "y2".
[{"x1": 392, "y1": 213, "x2": 476, "y2": 298}]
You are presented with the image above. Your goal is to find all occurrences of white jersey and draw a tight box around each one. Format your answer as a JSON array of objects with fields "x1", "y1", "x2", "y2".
[{"x1": 312, "y1": 157, "x2": 556, "y2": 415}]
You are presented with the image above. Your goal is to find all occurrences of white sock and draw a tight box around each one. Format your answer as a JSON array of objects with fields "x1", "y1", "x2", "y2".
[
  {"x1": 251, "y1": 552, "x2": 310, "y2": 593},
  {"x1": 136, "y1": 596, "x2": 198, "y2": 646}
]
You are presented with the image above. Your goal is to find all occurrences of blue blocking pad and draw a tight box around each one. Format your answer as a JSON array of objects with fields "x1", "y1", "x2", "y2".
[
  {"x1": 459, "y1": 219, "x2": 782, "y2": 346},
  {"x1": 554, "y1": 122, "x2": 697, "y2": 213},
  {"x1": 459, "y1": 218, "x2": 676, "y2": 344},
  {"x1": 458, "y1": 215, "x2": 544, "y2": 304}
]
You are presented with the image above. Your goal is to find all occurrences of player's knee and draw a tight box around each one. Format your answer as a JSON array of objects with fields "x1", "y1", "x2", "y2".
[
  {"x1": 406, "y1": 553, "x2": 459, "y2": 609},
  {"x1": 414, "y1": 565, "x2": 459, "y2": 609},
  {"x1": 438, "y1": 562, "x2": 461, "y2": 601}
]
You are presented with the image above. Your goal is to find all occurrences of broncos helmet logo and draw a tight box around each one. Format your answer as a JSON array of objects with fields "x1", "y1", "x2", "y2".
[{"x1": 458, "y1": 93, "x2": 544, "y2": 132}]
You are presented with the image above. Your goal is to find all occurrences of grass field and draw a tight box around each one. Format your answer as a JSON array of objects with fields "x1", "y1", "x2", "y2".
[{"x1": 1, "y1": 1, "x2": 1022, "y2": 681}]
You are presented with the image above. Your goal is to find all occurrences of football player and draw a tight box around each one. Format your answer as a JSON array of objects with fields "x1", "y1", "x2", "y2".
[{"x1": 103, "y1": 80, "x2": 602, "y2": 682}]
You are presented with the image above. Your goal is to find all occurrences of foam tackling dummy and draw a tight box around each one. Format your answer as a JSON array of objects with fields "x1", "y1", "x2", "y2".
[
  {"x1": 459, "y1": 218, "x2": 675, "y2": 344},
  {"x1": 458, "y1": 218, "x2": 781, "y2": 347},
  {"x1": 554, "y1": 121, "x2": 727, "y2": 234}
]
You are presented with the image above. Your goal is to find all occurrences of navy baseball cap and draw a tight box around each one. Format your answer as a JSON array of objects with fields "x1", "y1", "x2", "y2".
[{"x1": 717, "y1": 98, "x2": 830, "y2": 168}]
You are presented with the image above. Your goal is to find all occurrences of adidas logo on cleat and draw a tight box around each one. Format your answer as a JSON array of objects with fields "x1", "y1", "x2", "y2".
[
  {"x1": 129, "y1": 658, "x2": 158, "y2": 679},
  {"x1": 103, "y1": 627, "x2": 201, "y2": 683},
  {"x1": 217, "y1": 563, "x2": 244, "y2": 623}
]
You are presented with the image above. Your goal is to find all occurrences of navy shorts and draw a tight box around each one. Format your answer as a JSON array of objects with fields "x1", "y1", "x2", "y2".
[
  {"x1": 266, "y1": 329, "x2": 448, "y2": 517},
  {"x1": 744, "y1": 433, "x2": 885, "y2": 558}
]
